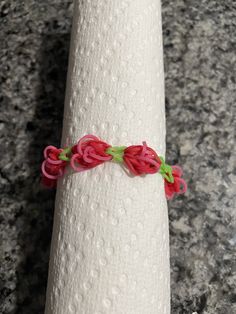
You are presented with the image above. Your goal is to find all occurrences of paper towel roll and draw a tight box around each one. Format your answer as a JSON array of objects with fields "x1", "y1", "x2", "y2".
[{"x1": 45, "y1": 0, "x2": 170, "y2": 313}]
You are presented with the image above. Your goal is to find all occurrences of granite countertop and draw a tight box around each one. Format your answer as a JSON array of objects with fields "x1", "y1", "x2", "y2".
[{"x1": 0, "y1": 1, "x2": 235, "y2": 313}]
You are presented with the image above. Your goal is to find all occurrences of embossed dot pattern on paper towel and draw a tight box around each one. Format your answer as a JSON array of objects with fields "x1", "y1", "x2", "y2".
[{"x1": 45, "y1": 0, "x2": 169, "y2": 314}]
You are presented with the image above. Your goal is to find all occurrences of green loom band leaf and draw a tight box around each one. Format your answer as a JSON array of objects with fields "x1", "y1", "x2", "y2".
[
  {"x1": 159, "y1": 157, "x2": 174, "y2": 183},
  {"x1": 106, "y1": 146, "x2": 126, "y2": 163},
  {"x1": 59, "y1": 147, "x2": 72, "y2": 161}
]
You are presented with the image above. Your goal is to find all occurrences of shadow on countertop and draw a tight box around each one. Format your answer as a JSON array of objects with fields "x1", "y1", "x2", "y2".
[{"x1": 14, "y1": 33, "x2": 70, "y2": 313}]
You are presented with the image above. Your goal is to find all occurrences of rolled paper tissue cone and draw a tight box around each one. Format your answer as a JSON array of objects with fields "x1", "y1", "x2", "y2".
[{"x1": 45, "y1": 0, "x2": 170, "y2": 313}]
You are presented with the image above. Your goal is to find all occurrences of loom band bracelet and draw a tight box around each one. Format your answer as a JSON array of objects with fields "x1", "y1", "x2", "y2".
[{"x1": 41, "y1": 134, "x2": 187, "y2": 199}]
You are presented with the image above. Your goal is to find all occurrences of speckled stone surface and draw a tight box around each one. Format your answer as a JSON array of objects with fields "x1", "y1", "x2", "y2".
[{"x1": 0, "y1": 1, "x2": 235, "y2": 314}]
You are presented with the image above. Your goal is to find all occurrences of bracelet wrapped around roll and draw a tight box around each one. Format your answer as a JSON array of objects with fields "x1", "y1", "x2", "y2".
[{"x1": 41, "y1": 134, "x2": 187, "y2": 200}]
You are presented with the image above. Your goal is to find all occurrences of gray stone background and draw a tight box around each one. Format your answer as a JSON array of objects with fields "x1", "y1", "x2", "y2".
[{"x1": 0, "y1": 1, "x2": 235, "y2": 313}]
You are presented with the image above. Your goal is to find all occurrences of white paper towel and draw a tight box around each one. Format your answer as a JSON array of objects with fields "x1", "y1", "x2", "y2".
[{"x1": 45, "y1": 0, "x2": 170, "y2": 313}]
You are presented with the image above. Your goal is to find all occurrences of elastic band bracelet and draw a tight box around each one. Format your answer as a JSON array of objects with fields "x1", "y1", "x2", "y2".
[{"x1": 41, "y1": 134, "x2": 187, "y2": 200}]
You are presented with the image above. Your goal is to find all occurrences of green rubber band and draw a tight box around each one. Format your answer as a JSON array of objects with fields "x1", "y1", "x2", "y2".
[
  {"x1": 159, "y1": 157, "x2": 174, "y2": 183},
  {"x1": 59, "y1": 147, "x2": 72, "y2": 161},
  {"x1": 106, "y1": 146, "x2": 126, "y2": 163}
]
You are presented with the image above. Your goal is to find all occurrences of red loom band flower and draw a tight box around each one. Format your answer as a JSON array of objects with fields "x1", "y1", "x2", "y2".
[
  {"x1": 41, "y1": 160, "x2": 64, "y2": 180},
  {"x1": 44, "y1": 145, "x2": 64, "y2": 165},
  {"x1": 123, "y1": 142, "x2": 162, "y2": 176},
  {"x1": 164, "y1": 165, "x2": 187, "y2": 199},
  {"x1": 70, "y1": 134, "x2": 112, "y2": 172},
  {"x1": 41, "y1": 145, "x2": 67, "y2": 187}
]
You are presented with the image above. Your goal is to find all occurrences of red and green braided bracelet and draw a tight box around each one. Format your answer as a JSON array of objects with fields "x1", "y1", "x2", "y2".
[{"x1": 41, "y1": 134, "x2": 187, "y2": 200}]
